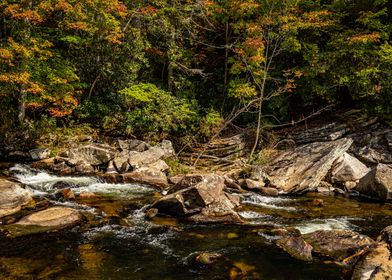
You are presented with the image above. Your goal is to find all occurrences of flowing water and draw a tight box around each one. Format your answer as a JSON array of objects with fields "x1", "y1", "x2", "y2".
[{"x1": 2, "y1": 164, "x2": 392, "y2": 279}]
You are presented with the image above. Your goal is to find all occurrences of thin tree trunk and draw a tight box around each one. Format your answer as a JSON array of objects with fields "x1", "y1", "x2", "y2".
[
  {"x1": 167, "y1": 29, "x2": 175, "y2": 92},
  {"x1": 249, "y1": 71, "x2": 268, "y2": 160},
  {"x1": 18, "y1": 89, "x2": 26, "y2": 124},
  {"x1": 18, "y1": 0, "x2": 32, "y2": 124},
  {"x1": 224, "y1": 21, "x2": 229, "y2": 89},
  {"x1": 167, "y1": 61, "x2": 173, "y2": 92}
]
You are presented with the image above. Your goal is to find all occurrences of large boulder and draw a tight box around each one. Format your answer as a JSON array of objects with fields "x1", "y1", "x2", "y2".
[
  {"x1": 264, "y1": 138, "x2": 353, "y2": 193},
  {"x1": 67, "y1": 144, "x2": 116, "y2": 166},
  {"x1": 123, "y1": 167, "x2": 168, "y2": 188},
  {"x1": 114, "y1": 139, "x2": 150, "y2": 152},
  {"x1": 355, "y1": 163, "x2": 392, "y2": 201},
  {"x1": 29, "y1": 148, "x2": 51, "y2": 161},
  {"x1": 2, "y1": 207, "x2": 83, "y2": 238},
  {"x1": 128, "y1": 147, "x2": 166, "y2": 170},
  {"x1": 331, "y1": 153, "x2": 370, "y2": 186},
  {"x1": 303, "y1": 230, "x2": 374, "y2": 261},
  {"x1": 112, "y1": 151, "x2": 136, "y2": 173},
  {"x1": 0, "y1": 179, "x2": 33, "y2": 218},
  {"x1": 152, "y1": 174, "x2": 242, "y2": 224},
  {"x1": 352, "y1": 225, "x2": 392, "y2": 280}
]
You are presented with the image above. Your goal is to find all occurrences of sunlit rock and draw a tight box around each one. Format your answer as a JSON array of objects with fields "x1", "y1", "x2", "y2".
[{"x1": 0, "y1": 179, "x2": 33, "y2": 218}]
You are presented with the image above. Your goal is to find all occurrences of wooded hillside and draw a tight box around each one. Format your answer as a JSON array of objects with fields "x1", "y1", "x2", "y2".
[{"x1": 1, "y1": 0, "x2": 391, "y2": 154}]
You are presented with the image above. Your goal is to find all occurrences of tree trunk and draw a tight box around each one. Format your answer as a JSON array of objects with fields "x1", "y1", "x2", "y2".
[
  {"x1": 249, "y1": 71, "x2": 268, "y2": 160},
  {"x1": 224, "y1": 21, "x2": 229, "y2": 89},
  {"x1": 18, "y1": 0, "x2": 33, "y2": 124},
  {"x1": 18, "y1": 89, "x2": 26, "y2": 124}
]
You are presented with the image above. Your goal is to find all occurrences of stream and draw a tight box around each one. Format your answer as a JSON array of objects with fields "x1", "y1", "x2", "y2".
[{"x1": 2, "y1": 164, "x2": 392, "y2": 279}]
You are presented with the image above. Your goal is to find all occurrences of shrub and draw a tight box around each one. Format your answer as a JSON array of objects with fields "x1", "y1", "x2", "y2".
[{"x1": 119, "y1": 83, "x2": 198, "y2": 140}]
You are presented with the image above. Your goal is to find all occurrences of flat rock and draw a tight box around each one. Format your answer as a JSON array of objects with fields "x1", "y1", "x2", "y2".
[
  {"x1": 355, "y1": 163, "x2": 392, "y2": 201},
  {"x1": 303, "y1": 230, "x2": 374, "y2": 261},
  {"x1": 0, "y1": 179, "x2": 33, "y2": 218},
  {"x1": 264, "y1": 138, "x2": 353, "y2": 193},
  {"x1": 2, "y1": 207, "x2": 83, "y2": 237}
]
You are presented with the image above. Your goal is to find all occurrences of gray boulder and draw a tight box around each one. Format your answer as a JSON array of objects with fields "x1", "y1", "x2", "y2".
[
  {"x1": 29, "y1": 148, "x2": 51, "y2": 160},
  {"x1": 128, "y1": 147, "x2": 166, "y2": 170},
  {"x1": 355, "y1": 163, "x2": 392, "y2": 201},
  {"x1": 67, "y1": 144, "x2": 116, "y2": 166},
  {"x1": 330, "y1": 152, "x2": 370, "y2": 188},
  {"x1": 264, "y1": 138, "x2": 353, "y2": 193},
  {"x1": 152, "y1": 174, "x2": 242, "y2": 224}
]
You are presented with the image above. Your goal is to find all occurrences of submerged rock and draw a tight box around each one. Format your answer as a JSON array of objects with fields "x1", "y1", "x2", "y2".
[
  {"x1": 355, "y1": 163, "x2": 392, "y2": 201},
  {"x1": 2, "y1": 207, "x2": 83, "y2": 238},
  {"x1": 0, "y1": 179, "x2": 33, "y2": 218},
  {"x1": 264, "y1": 138, "x2": 353, "y2": 193},
  {"x1": 303, "y1": 230, "x2": 374, "y2": 261},
  {"x1": 52, "y1": 181, "x2": 79, "y2": 189},
  {"x1": 57, "y1": 188, "x2": 75, "y2": 200},
  {"x1": 276, "y1": 236, "x2": 313, "y2": 261},
  {"x1": 195, "y1": 252, "x2": 223, "y2": 265}
]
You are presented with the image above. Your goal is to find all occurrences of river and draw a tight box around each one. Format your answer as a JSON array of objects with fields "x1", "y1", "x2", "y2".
[{"x1": 1, "y1": 164, "x2": 392, "y2": 279}]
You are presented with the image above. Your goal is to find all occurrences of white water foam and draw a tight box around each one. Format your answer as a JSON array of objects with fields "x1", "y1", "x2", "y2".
[
  {"x1": 52, "y1": 201, "x2": 101, "y2": 215},
  {"x1": 11, "y1": 164, "x2": 100, "y2": 191},
  {"x1": 242, "y1": 193, "x2": 296, "y2": 211},
  {"x1": 295, "y1": 217, "x2": 362, "y2": 234},
  {"x1": 74, "y1": 183, "x2": 154, "y2": 197},
  {"x1": 84, "y1": 208, "x2": 176, "y2": 256},
  {"x1": 238, "y1": 211, "x2": 267, "y2": 219}
]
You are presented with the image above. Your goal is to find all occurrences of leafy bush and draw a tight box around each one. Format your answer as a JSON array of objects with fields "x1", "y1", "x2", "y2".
[
  {"x1": 198, "y1": 109, "x2": 224, "y2": 141},
  {"x1": 119, "y1": 83, "x2": 198, "y2": 140}
]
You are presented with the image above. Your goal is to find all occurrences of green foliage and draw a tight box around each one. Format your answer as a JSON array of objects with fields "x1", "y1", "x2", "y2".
[
  {"x1": 199, "y1": 109, "x2": 224, "y2": 140},
  {"x1": 119, "y1": 83, "x2": 198, "y2": 140},
  {"x1": 165, "y1": 158, "x2": 190, "y2": 176},
  {"x1": 1, "y1": 0, "x2": 392, "y2": 151}
]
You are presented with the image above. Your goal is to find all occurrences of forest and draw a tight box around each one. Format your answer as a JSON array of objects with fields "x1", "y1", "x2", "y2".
[
  {"x1": 1, "y1": 0, "x2": 391, "y2": 155},
  {"x1": 2, "y1": 1, "x2": 392, "y2": 279}
]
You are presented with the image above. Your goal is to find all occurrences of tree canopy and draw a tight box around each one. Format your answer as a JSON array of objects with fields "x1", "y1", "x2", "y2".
[{"x1": 1, "y1": 0, "x2": 391, "y2": 149}]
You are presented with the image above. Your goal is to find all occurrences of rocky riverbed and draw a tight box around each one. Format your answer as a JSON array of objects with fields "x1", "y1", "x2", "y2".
[
  {"x1": 0, "y1": 162, "x2": 391, "y2": 279},
  {"x1": 1, "y1": 120, "x2": 392, "y2": 279}
]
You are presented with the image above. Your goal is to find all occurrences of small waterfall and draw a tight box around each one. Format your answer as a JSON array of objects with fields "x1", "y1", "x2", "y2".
[
  {"x1": 242, "y1": 193, "x2": 296, "y2": 211},
  {"x1": 10, "y1": 164, "x2": 101, "y2": 192}
]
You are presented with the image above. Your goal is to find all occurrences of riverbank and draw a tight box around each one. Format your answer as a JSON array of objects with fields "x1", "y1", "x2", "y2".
[{"x1": 0, "y1": 115, "x2": 392, "y2": 279}]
